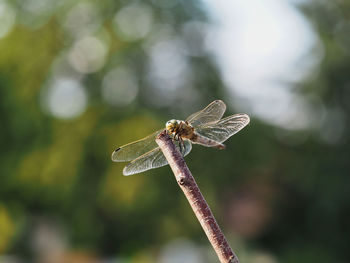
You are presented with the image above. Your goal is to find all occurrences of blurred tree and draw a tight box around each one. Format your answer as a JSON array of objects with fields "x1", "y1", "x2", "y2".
[{"x1": 0, "y1": 0, "x2": 349, "y2": 262}]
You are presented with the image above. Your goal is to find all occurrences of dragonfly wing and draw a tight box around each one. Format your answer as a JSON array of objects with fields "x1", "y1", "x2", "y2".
[
  {"x1": 195, "y1": 114, "x2": 250, "y2": 144},
  {"x1": 111, "y1": 129, "x2": 163, "y2": 162},
  {"x1": 186, "y1": 100, "x2": 226, "y2": 127},
  {"x1": 123, "y1": 139, "x2": 192, "y2": 176},
  {"x1": 123, "y1": 147, "x2": 166, "y2": 176},
  {"x1": 180, "y1": 139, "x2": 192, "y2": 156}
]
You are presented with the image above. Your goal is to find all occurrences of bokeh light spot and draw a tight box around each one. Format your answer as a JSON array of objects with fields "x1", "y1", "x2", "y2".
[
  {"x1": 158, "y1": 238, "x2": 204, "y2": 263},
  {"x1": 147, "y1": 38, "x2": 189, "y2": 90},
  {"x1": 113, "y1": 3, "x2": 153, "y2": 41},
  {"x1": 0, "y1": 0, "x2": 16, "y2": 39},
  {"x1": 68, "y1": 36, "x2": 108, "y2": 73},
  {"x1": 182, "y1": 20, "x2": 208, "y2": 57},
  {"x1": 319, "y1": 107, "x2": 346, "y2": 145},
  {"x1": 151, "y1": 0, "x2": 179, "y2": 9},
  {"x1": 144, "y1": 37, "x2": 191, "y2": 106},
  {"x1": 62, "y1": 2, "x2": 101, "y2": 39},
  {"x1": 45, "y1": 78, "x2": 87, "y2": 119},
  {"x1": 101, "y1": 67, "x2": 139, "y2": 106}
]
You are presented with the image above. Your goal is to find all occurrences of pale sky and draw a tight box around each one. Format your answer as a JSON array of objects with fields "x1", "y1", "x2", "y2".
[{"x1": 202, "y1": 0, "x2": 323, "y2": 130}]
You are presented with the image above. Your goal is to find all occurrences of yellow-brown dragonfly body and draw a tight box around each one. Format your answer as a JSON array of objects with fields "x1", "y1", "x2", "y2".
[
  {"x1": 112, "y1": 100, "x2": 250, "y2": 175},
  {"x1": 165, "y1": 119, "x2": 225, "y2": 149}
]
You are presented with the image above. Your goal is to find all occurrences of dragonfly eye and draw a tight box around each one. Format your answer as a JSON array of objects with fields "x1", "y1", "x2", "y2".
[{"x1": 165, "y1": 119, "x2": 178, "y2": 132}]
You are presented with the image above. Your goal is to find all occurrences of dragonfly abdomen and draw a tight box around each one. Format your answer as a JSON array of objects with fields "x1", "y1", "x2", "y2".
[{"x1": 190, "y1": 132, "x2": 225, "y2": 149}]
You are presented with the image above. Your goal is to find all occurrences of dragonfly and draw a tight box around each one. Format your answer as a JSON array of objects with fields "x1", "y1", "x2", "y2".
[{"x1": 111, "y1": 100, "x2": 250, "y2": 176}]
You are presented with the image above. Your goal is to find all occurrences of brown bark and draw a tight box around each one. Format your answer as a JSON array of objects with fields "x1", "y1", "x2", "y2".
[{"x1": 156, "y1": 130, "x2": 239, "y2": 263}]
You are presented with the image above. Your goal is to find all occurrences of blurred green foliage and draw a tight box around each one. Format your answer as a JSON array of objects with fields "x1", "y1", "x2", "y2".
[{"x1": 0, "y1": 0, "x2": 349, "y2": 262}]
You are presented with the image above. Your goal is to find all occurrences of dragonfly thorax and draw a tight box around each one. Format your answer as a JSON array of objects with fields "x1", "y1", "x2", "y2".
[{"x1": 165, "y1": 119, "x2": 194, "y2": 140}]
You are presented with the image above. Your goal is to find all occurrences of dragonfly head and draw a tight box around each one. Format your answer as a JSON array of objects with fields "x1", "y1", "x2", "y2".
[{"x1": 165, "y1": 119, "x2": 179, "y2": 133}]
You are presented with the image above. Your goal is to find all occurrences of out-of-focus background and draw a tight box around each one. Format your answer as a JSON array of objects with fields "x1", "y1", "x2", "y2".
[{"x1": 0, "y1": 0, "x2": 349, "y2": 262}]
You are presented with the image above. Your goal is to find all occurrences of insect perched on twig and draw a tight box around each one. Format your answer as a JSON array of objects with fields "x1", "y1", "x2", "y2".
[{"x1": 111, "y1": 100, "x2": 250, "y2": 175}]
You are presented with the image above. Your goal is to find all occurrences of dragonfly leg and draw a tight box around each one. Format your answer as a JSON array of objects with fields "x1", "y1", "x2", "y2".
[
  {"x1": 172, "y1": 132, "x2": 182, "y2": 152},
  {"x1": 181, "y1": 137, "x2": 186, "y2": 154},
  {"x1": 178, "y1": 136, "x2": 183, "y2": 153},
  {"x1": 176, "y1": 136, "x2": 186, "y2": 154}
]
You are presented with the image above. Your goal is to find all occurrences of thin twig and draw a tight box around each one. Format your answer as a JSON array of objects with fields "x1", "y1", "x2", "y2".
[{"x1": 156, "y1": 130, "x2": 240, "y2": 263}]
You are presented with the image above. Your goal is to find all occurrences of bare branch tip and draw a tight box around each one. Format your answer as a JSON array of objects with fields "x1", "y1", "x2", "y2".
[{"x1": 156, "y1": 129, "x2": 168, "y2": 140}]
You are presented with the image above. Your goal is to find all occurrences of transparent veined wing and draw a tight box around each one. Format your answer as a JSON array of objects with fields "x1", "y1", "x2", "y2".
[
  {"x1": 111, "y1": 130, "x2": 163, "y2": 162},
  {"x1": 186, "y1": 100, "x2": 226, "y2": 127},
  {"x1": 195, "y1": 114, "x2": 250, "y2": 144},
  {"x1": 123, "y1": 139, "x2": 192, "y2": 176}
]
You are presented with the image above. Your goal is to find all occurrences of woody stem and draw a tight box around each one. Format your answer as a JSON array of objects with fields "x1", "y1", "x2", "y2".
[{"x1": 155, "y1": 130, "x2": 239, "y2": 263}]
